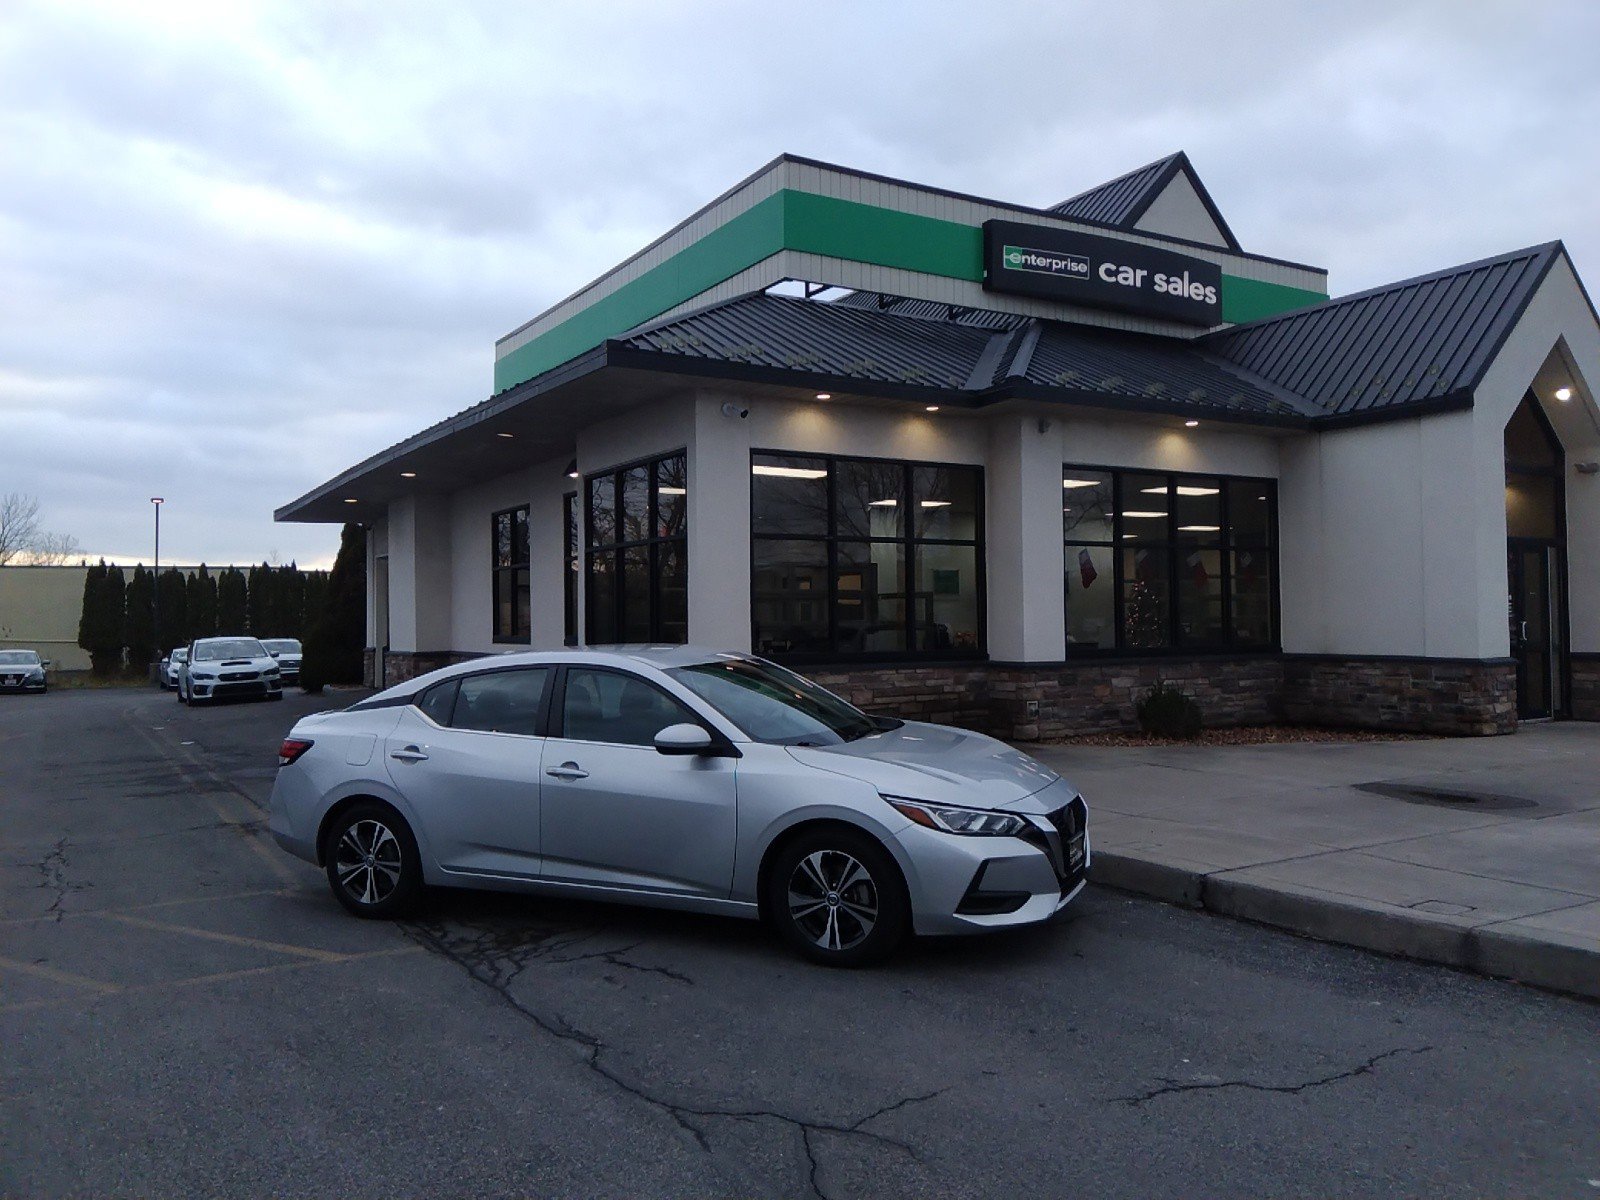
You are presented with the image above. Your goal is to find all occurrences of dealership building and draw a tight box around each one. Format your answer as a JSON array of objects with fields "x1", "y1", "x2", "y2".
[{"x1": 278, "y1": 152, "x2": 1599, "y2": 737}]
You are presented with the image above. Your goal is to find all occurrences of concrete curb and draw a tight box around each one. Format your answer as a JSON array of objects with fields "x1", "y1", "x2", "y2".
[{"x1": 1089, "y1": 851, "x2": 1600, "y2": 1003}]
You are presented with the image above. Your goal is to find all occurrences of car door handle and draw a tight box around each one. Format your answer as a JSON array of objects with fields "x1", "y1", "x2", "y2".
[
  {"x1": 546, "y1": 762, "x2": 589, "y2": 780},
  {"x1": 390, "y1": 746, "x2": 429, "y2": 763}
]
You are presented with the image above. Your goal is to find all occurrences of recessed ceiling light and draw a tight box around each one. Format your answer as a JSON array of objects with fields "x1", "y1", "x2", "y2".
[
  {"x1": 400, "y1": 471, "x2": 417, "y2": 479},
  {"x1": 1179, "y1": 525, "x2": 1221, "y2": 532},
  {"x1": 1062, "y1": 479, "x2": 1101, "y2": 489},
  {"x1": 343, "y1": 498, "x2": 358, "y2": 504},
  {"x1": 497, "y1": 432, "x2": 515, "y2": 439},
  {"x1": 752, "y1": 464, "x2": 827, "y2": 479},
  {"x1": 1184, "y1": 419, "x2": 1200, "y2": 428},
  {"x1": 1121, "y1": 510, "x2": 1167, "y2": 518},
  {"x1": 925, "y1": 405, "x2": 940, "y2": 413},
  {"x1": 565, "y1": 458, "x2": 579, "y2": 479},
  {"x1": 1555, "y1": 386, "x2": 1573, "y2": 402},
  {"x1": 815, "y1": 392, "x2": 832, "y2": 400}
]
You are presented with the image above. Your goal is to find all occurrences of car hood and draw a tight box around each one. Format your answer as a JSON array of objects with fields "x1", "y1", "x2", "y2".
[
  {"x1": 190, "y1": 656, "x2": 277, "y2": 671},
  {"x1": 784, "y1": 721, "x2": 1069, "y2": 811}
]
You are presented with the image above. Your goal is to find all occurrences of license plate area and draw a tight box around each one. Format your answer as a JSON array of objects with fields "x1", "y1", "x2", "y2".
[{"x1": 1067, "y1": 833, "x2": 1086, "y2": 872}]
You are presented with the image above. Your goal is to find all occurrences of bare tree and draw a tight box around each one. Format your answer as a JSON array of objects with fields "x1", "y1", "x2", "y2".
[
  {"x1": 0, "y1": 493, "x2": 81, "y2": 566},
  {"x1": 0, "y1": 493, "x2": 42, "y2": 566},
  {"x1": 24, "y1": 531, "x2": 84, "y2": 566}
]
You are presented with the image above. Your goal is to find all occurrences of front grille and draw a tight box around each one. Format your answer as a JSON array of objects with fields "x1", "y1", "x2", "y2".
[
  {"x1": 1046, "y1": 796, "x2": 1088, "y2": 891},
  {"x1": 220, "y1": 671, "x2": 259, "y2": 682}
]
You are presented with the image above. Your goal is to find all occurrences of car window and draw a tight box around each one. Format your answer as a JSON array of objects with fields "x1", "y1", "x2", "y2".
[
  {"x1": 414, "y1": 678, "x2": 459, "y2": 727},
  {"x1": 0, "y1": 651, "x2": 40, "y2": 665},
  {"x1": 449, "y1": 669, "x2": 549, "y2": 736},
  {"x1": 561, "y1": 668, "x2": 700, "y2": 748},
  {"x1": 668, "y1": 658, "x2": 878, "y2": 746}
]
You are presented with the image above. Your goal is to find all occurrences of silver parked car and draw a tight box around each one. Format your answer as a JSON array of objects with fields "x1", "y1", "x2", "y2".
[
  {"x1": 177, "y1": 637, "x2": 283, "y2": 705},
  {"x1": 0, "y1": 649, "x2": 49, "y2": 694},
  {"x1": 260, "y1": 638, "x2": 302, "y2": 685},
  {"x1": 269, "y1": 647, "x2": 1089, "y2": 966},
  {"x1": 159, "y1": 646, "x2": 189, "y2": 690}
]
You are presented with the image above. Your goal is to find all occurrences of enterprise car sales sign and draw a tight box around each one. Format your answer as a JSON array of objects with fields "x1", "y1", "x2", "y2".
[{"x1": 982, "y1": 220, "x2": 1222, "y2": 326}]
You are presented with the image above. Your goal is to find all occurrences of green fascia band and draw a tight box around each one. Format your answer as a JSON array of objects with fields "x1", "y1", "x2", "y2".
[{"x1": 493, "y1": 189, "x2": 1328, "y2": 394}]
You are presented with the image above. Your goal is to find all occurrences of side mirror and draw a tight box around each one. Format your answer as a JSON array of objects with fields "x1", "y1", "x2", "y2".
[
  {"x1": 41, "y1": 660, "x2": 51, "y2": 669},
  {"x1": 654, "y1": 723, "x2": 715, "y2": 756}
]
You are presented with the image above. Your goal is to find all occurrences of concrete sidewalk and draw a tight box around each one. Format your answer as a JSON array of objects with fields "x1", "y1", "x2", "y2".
[{"x1": 1026, "y1": 722, "x2": 1600, "y2": 1000}]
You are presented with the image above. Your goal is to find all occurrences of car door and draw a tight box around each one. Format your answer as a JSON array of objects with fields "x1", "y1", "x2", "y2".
[
  {"x1": 539, "y1": 665, "x2": 737, "y2": 898},
  {"x1": 382, "y1": 666, "x2": 551, "y2": 879}
]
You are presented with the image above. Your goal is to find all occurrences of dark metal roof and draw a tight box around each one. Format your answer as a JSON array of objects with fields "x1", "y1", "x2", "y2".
[
  {"x1": 1048, "y1": 152, "x2": 1242, "y2": 252},
  {"x1": 616, "y1": 292, "x2": 1308, "y2": 423},
  {"x1": 1204, "y1": 242, "x2": 1563, "y2": 420}
]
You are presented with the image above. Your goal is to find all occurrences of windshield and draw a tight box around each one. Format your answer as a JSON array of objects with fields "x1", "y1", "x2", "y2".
[
  {"x1": 193, "y1": 639, "x2": 268, "y2": 661},
  {"x1": 668, "y1": 658, "x2": 884, "y2": 747},
  {"x1": 0, "y1": 650, "x2": 41, "y2": 666},
  {"x1": 260, "y1": 639, "x2": 302, "y2": 654},
  {"x1": 171, "y1": 648, "x2": 189, "y2": 662}
]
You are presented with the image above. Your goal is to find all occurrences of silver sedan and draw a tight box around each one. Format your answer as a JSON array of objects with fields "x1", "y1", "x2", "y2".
[{"x1": 268, "y1": 647, "x2": 1089, "y2": 966}]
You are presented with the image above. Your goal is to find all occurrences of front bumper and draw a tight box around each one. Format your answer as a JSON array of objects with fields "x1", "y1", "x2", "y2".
[
  {"x1": 0, "y1": 674, "x2": 47, "y2": 692},
  {"x1": 191, "y1": 677, "x2": 282, "y2": 699},
  {"x1": 899, "y1": 794, "x2": 1090, "y2": 935}
]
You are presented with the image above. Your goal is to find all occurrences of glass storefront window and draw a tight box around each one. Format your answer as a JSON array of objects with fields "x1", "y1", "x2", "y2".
[
  {"x1": 586, "y1": 451, "x2": 688, "y2": 644},
  {"x1": 492, "y1": 506, "x2": 530, "y2": 643},
  {"x1": 1067, "y1": 464, "x2": 1277, "y2": 653},
  {"x1": 751, "y1": 452, "x2": 983, "y2": 661}
]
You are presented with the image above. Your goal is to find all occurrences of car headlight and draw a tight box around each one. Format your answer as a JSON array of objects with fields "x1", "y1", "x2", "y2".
[
  {"x1": 29, "y1": 669, "x2": 45, "y2": 680},
  {"x1": 882, "y1": 795, "x2": 1032, "y2": 837},
  {"x1": 265, "y1": 667, "x2": 280, "y2": 677}
]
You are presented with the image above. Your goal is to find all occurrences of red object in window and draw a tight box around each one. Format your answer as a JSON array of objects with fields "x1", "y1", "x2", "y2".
[
  {"x1": 1078, "y1": 548, "x2": 1098, "y2": 589},
  {"x1": 1188, "y1": 552, "x2": 1210, "y2": 587}
]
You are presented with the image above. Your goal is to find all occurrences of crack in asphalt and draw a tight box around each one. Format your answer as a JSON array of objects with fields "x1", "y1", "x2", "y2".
[
  {"x1": 1115, "y1": 1045, "x2": 1435, "y2": 1107},
  {"x1": 401, "y1": 914, "x2": 945, "y2": 1198},
  {"x1": 35, "y1": 838, "x2": 76, "y2": 921}
]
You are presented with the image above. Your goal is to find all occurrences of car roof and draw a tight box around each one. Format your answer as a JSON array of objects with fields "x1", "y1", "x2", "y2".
[{"x1": 365, "y1": 645, "x2": 748, "y2": 701}]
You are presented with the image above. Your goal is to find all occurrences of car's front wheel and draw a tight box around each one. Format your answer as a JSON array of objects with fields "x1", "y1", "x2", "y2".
[
  {"x1": 766, "y1": 827, "x2": 910, "y2": 967},
  {"x1": 324, "y1": 802, "x2": 423, "y2": 919}
]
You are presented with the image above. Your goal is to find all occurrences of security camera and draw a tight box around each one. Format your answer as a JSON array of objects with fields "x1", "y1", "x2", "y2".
[{"x1": 721, "y1": 402, "x2": 750, "y2": 419}]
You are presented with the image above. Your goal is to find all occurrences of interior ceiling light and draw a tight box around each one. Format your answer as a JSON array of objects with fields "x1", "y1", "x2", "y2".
[
  {"x1": 1120, "y1": 510, "x2": 1167, "y2": 518},
  {"x1": 919, "y1": 500, "x2": 952, "y2": 508},
  {"x1": 752, "y1": 464, "x2": 827, "y2": 479},
  {"x1": 868, "y1": 499, "x2": 899, "y2": 507},
  {"x1": 400, "y1": 471, "x2": 417, "y2": 479},
  {"x1": 1184, "y1": 419, "x2": 1200, "y2": 428},
  {"x1": 343, "y1": 498, "x2": 358, "y2": 504},
  {"x1": 1555, "y1": 386, "x2": 1573, "y2": 401},
  {"x1": 658, "y1": 486, "x2": 687, "y2": 496},
  {"x1": 1062, "y1": 479, "x2": 1101, "y2": 489},
  {"x1": 1179, "y1": 525, "x2": 1221, "y2": 532},
  {"x1": 1142, "y1": 485, "x2": 1219, "y2": 496},
  {"x1": 497, "y1": 432, "x2": 515, "y2": 439}
]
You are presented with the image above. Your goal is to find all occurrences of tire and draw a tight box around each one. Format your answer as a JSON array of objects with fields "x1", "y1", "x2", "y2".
[
  {"x1": 765, "y1": 826, "x2": 910, "y2": 967},
  {"x1": 324, "y1": 802, "x2": 423, "y2": 919}
]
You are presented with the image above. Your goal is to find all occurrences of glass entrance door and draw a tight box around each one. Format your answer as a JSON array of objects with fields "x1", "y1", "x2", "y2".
[{"x1": 1507, "y1": 542, "x2": 1557, "y2": 719}]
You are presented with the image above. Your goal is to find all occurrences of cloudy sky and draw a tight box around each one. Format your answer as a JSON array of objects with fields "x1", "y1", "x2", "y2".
[{"x1": 4, "y1": 0, "x2": 1596, "y2": 568}]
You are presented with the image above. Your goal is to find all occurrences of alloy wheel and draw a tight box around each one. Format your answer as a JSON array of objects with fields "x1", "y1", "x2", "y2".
[
  {"x1": 333, "y1": 818, "x2": 404, "y2": 907},
  {"x1": 786, "y1": 849, "x2": 878, "y2": 952}
]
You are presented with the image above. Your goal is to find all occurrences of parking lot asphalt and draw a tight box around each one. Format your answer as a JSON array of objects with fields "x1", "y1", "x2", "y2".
[{"x1": 3, "y1": 688, "x2": 1598, "y2": 1198}]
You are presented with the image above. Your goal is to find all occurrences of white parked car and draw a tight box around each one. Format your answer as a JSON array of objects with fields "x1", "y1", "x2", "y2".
[
  {"x1": 159, "y1": 646, "x2": 189, "y2": 690},
  {"x1": 260, "y1": 638, "x2": 303, "y2": 686},
  {"x1": 177, "y1": 637, "x2": 283, "y2": 705}
]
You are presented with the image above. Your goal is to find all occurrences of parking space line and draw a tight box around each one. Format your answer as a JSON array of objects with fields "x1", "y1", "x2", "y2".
[
  {"x1": 0, "y1": 888, "x2": 296, "y2": 929},
  {"x1": 123, "y1": 716, "x2": 301, "y2": 887},
  {"x1": 0, "y1": 944, "x2": 425, "y2": 1014},
  {"x1": 0, "y1": 954, "x2": 121, "y2": 995},
  {"x1": 92, "y1": 911, "x2": 349, "y2": 962}
]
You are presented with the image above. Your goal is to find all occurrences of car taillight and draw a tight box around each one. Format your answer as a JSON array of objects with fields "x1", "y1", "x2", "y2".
[{"x1": 278, "y1": 738, "x2": 314, "y2": 766}]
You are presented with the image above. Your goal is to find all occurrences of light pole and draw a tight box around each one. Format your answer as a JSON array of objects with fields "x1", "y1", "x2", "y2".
[{"x1": 150, "y1": 497, "x2": 164, "y2": 670}]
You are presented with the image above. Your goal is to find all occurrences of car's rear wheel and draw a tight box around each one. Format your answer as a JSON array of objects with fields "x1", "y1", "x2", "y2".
[
  {"x1": 766, "y1": 827, "x2": 910, "y2": 967},
  {"x1": 324, "y1": 803, "x2": 423, "y2": 919}
]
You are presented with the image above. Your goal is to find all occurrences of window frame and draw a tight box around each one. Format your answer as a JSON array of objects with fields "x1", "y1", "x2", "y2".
[
  {"x1": 584, "y1": 450, "x2": 688, "y2": 645},
  {"x1": 563, "y1": 490, "x2": 579, "y2": 646},
  {"x1": 749, "y1": 449, "x2": 987, "y2": 666},
  {"x1": 1063, "y1": 463, "x2": 1279, "y2": 657},
  {"x1": 491, "y1": 504, "x2": 532, "y2": 645}
]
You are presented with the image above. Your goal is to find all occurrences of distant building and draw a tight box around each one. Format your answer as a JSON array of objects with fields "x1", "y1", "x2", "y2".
[{"x1": 276, "y1": 152, "x2": 1598, "y2": 735}]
